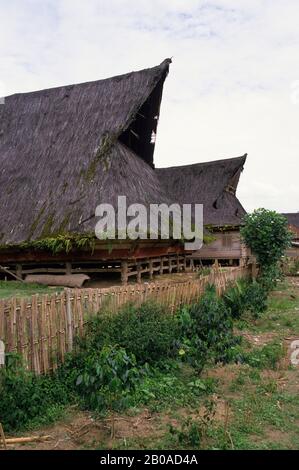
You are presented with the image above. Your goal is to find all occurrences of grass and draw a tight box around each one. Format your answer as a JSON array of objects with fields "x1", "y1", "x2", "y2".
[{"x1": 0, "y1": 280, "x2": 62, "y2": 299}]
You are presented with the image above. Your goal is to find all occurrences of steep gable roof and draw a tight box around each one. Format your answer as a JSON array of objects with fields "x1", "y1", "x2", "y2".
[
  {"x1": 0, "y1": 60, "x2": 171, "y2": 244},
  {"x1": 156, "y1": 155, "x2": 247, "y2": 226},
  {"x1": 282, "y1": 213, "x2": 299, "y2": 229}
]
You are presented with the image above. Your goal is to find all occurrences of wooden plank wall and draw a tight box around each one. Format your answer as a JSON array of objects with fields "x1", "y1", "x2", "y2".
[{"x1": 0, "y1": 266, "x2": 250, "y2": 374}]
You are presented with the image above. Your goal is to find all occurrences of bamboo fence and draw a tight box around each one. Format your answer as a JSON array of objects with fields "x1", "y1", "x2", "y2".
[{"x1": 0, "y1": 266, "x2": 250, "y2": 374}]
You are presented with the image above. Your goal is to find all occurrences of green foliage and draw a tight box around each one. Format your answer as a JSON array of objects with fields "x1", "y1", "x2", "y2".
[
  {"x1": 241, "y1": 209, "x2": 292, "y2": 269},
  {"x1": 223, "y1": 280, "x2": 248, "y2": 319},
  {"x1": 81, "y1": 302, "x2": 180, "y2": 366},
  {"x1": 242, "y1": 341, "x2": 284, "y2": 370},
  {"x1": 0, "y1": 354, "x2": 70, "y2": 431},
  {"x1": 131, "y1": 365, "x2": 217, "y2": 411},
  {"x1": 178, "y1": 286, "x2": 240, "y2": 369},
  {"x1": 73, "y1": 345, "x2": 143, "y2": 411},
  {"x1": 224, "y1": 279, "x2": 268, "y2": 319},
  {"x1": 258, "y1": 264, "x2": 283, "y2": 292},
  {"x1": 0, "y1": 233, "x2": 96, "y2": 254},
  {"x1": 243, "y1": 281, "x2": 268, "y2": 317}
]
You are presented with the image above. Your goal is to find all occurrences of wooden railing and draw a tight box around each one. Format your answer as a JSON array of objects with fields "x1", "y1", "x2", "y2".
[{"x1": 0, "y1": 266, "x2": 250, "y2": 374}]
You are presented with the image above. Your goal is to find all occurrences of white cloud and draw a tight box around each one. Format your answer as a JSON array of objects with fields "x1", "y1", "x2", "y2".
[{"x1": 0, "y1": 0, "x2": 298, "y2": 212}]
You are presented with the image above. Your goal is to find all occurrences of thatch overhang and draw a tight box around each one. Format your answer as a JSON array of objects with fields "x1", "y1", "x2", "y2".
[
  {"x1": 156, "y1": 155, "x2": 247, "y2": 228},
  {"x1": 0, "y1": 59, "x2": 172, "y2": 246}
]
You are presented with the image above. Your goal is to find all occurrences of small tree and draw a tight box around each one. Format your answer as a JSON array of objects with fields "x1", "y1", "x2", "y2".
[{"x1": 241, "y1": 209, "x2": 292, "y2": 287}]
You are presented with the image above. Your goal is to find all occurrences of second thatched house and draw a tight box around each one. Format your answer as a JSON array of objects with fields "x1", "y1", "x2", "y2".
[
  {"x1": 157, "y1": 154, "x2": 248, "y2": 266},
  {"x1": 0, "y1": 59, "x2": 248, "y2": 283}
]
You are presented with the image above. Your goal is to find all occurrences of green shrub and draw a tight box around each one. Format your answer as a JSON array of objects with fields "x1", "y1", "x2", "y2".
[
  {"x1": 179, "y1": 285, "x2": 240, "y2": 368},
  {"x1": 73, "y1": 345, "x2": 143, "y2": 411},
  {"x1": 0, "y1": 354, "x2": 70, "y2": 431},
  {"x1": 243, "y1": 281, "x2": 268, "y2": 317},
  {"x1": 81, "y1": 302, "x2": 180, "y2": 366},
  {"x1": 224, "y1": 279, "x2": 268, "y2": 319},
  {"x1": 223, "y1": 280, "x2": 248, "y2": 319},
  {"x1": 241, "y1": 209, "x2": 292, "y2": 269}
]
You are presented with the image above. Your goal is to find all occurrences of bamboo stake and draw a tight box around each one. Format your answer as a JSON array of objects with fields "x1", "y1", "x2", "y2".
[
  {"x1": 66, "y1": 289, "x2": 73, "y2": 352},
  {"x1": 0, "y1": 422, "x2": 7, "y2": 450},
  {"x1": 4, "y1": 435, "x2": 51, "y2": 444}
]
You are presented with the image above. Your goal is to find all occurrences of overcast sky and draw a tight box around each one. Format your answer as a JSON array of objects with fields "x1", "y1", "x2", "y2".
[{"x1": 1, "y1": 0, "x2": 298, "y2": 213}]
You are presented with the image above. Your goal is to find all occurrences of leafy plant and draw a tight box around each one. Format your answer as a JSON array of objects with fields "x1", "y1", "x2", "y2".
[
  {"x1": 74, "y1": 345, "x2": 142, "y2": 411},
  {"x1": 0, "y1": 354, "x2": 70, "y2": 431},
  {"x1": 81, "y1": 302, "x2": 180, "y2": 366},
  {"x1": 178, "y1": 286, "x2": 240, "y2": 369},
  {"x1": 241, "y1": 209, "x2": 292, "y2": 269},
  {"x1": 223, "y1": 280, "x2": 248, "y2": 319},
  {"x1": 243, "y1": 281, "x2": 268, "y2": 317}
]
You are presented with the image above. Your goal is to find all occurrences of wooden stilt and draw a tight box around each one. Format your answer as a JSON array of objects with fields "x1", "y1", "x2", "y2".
[
  {"x1": 121, "y1": 261, "x2": 128, "y2": 285},
  {"x1": 16, "y1": 264, "x2": 23, "y2": 280},
  {"x1": 159, "y1": 258, "x2": 163, "y2": 275},
  {"x1": 65, "y1": 262, "x2": 72, "y2": 275},
  {"x1": 149, "y1": 259, "x2": 154, "y2": 280},
  {"x1": 137, "y1": 262, "x2": 142, "y2": 284}
]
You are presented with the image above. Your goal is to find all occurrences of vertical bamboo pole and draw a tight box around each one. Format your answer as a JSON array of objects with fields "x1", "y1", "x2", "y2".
[{"x1": 66, "y1": 289, "x2": 73, "y2": 353}]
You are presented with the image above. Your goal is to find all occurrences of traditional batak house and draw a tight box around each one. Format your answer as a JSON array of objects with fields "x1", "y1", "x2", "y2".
[
  {"x1": 0, "y1": 59, "x2": 248, "y2": 284},
  {"x1": 157, "y1": 155, "x2": 249, "y2": 267}
]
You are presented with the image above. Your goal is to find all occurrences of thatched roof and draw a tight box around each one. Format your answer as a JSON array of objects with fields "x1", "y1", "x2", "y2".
[
  {"x1": 282, "y1": 213, "x2": 299, "y2": 228},
  {"x1": 156, "y1": 155, "x2": 247, "y2": 226},
  {"x1": 0, "y1": 59, "x2": 172, "y2": 244},
  {"x1": 0, "y1": 58, "x2": 247, "y2": 247}
]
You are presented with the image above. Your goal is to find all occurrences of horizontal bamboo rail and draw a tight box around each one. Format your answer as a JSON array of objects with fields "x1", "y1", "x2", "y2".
[{"x1": 0, "y1": 266, "x2": 250, "y2": 374}]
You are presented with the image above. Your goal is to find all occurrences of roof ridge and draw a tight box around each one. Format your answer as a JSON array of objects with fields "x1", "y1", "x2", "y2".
[
  {"x1": 156, "y1": 153, "x2": 247, "y2": 171},
  {"x1": 4, "y1": 58, "x2": 172, "y2": 99}
]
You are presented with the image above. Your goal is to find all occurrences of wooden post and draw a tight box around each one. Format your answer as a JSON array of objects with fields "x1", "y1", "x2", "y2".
[
  {"x1": 183, "y1": 255, "x2": 187, "y2": 272},
  {"x1": 121, "y1": 261, "x2": 128, "y2": 285},
  {"x1": 16, "y1": 264, "x2": 23, "y2": 280},
  {"x1": 168, "y1": 257, "x2": 172, "y2": 274},
  {"x1": 159, "y1": 258, "x2": 163, "y2": 275},
  {"x1": 0, "y1": 423, "x2": 7, "y2": 450},
  {"x1": 65, "y1": 262, "x2": 72, "y2": 275},
  {"x1": 149, "y1": 259, "x2": 154, "y2": 280},
  {"x1": 0, "y1": 340, "x2": 5, "y2": 368},
  {"x1": 137, "y1": 262, "x2": 142, "y2": 284},
  {"x1": 66, "y1": 289, "x2": 73, "y2": 352}
]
